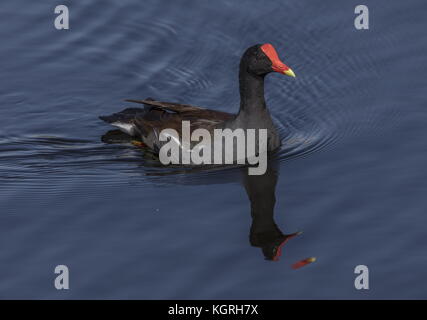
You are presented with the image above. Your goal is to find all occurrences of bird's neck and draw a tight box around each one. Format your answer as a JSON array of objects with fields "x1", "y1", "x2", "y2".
[{"x1": 238, "y1": 68, "x2": 266, "y2": 114}]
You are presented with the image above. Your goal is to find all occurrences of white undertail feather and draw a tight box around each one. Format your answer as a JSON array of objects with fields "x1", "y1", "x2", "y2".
[{"x1": 111, "y1": 122, "x2": 137, "y2": 136}]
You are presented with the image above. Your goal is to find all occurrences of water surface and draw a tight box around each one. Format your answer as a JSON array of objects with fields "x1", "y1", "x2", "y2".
[{"x1": 1, "y1": 0, "x2": 427, "y2": 299}]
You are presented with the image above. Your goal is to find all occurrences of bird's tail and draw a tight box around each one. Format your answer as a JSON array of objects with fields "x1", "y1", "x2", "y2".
[{"x1": 99, "y1": 98, "x2": 155, "y2": 136}]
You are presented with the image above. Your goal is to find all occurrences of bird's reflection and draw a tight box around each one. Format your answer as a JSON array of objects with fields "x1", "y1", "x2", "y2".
[
  {"x1": 102, "y1": 129, "x2": 300, "y2": 261},
  {"x1": 242, "y1": 162, "x2": 300, "y2": 260}
]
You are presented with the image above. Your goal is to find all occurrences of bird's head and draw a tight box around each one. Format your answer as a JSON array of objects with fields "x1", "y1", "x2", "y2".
[{"x1": 242, "y1": 43, "x2": 295, "y2": 78}]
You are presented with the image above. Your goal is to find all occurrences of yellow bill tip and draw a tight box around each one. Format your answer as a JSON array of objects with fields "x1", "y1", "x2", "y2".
[{"x1": 283, "y1": 68, "x2": 296, "y2": 77}]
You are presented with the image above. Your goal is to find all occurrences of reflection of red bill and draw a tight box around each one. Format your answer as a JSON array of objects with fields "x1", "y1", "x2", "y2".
[
  {"x1": 292, "y1": 257, "x2": 316, "y2": 269},
  {"x1": 272, "y1": 231, "x2": 303, "y2": 261}
]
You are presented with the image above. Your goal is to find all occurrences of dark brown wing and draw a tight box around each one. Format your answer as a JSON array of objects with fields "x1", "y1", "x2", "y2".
[
  {"x1": 121, "y1": 99, "x2": 235, "y2": 151},
  {"x1": 125, "y1": 99, "x2": 234, "y2": 122}
]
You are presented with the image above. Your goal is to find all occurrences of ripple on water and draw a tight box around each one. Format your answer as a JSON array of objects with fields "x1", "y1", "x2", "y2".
[
  {"x1": 0, "y1": 118, "x2": 337, "y2": 193},
  {"x1": 0, "y1": 136, "x2": 142, "y2": 192},
  {"x1": 0, "y1": 0, "x2": 400, "y2": 192}
]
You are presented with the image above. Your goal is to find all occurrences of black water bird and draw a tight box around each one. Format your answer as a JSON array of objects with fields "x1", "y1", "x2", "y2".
[{"x1": 100, "y1": 43, "x2": 295, "y2": 154}]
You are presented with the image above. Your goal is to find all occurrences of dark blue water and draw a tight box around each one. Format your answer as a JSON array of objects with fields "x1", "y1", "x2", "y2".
[{"x1": 1, "y1": 0, "x2": 427, "y2": 299}]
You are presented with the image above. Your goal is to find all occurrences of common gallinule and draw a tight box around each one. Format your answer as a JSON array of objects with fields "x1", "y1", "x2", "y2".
[{"x1": 100, "y1": 43, "x2": 295, "y2": 157}]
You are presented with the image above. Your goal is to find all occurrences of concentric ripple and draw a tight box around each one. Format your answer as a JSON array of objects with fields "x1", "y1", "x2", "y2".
[{"x1": 0, "y1": 0, "x2": 406, "y2": 188}]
